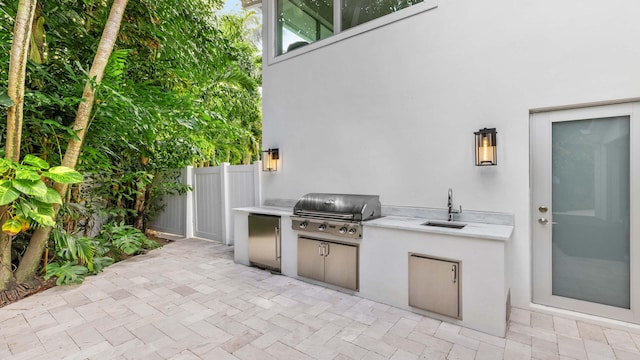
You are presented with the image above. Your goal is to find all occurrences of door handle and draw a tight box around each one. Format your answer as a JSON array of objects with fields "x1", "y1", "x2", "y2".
[
  {"x1": 538, "y1": 218, "x2": 558, "y2": 225},
  {"x1": 538, "y1": 206, "x2": 548, "y2": 213},
  {"x1": 275, "y1": 227, "x2": 280, "y2": 260},
  {"x1": 451, "y1": 264, "x2": 457, "y2": 283}
]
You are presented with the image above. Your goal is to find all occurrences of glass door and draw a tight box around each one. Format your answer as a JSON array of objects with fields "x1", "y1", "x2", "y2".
[{"x1": 532, "y1": 102, "x2": 640, "y2": 321}]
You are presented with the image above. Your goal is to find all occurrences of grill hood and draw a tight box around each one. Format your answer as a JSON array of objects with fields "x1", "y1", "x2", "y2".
[{"x1": 293, "y1": 193, "x2": 382, "y2": 221}]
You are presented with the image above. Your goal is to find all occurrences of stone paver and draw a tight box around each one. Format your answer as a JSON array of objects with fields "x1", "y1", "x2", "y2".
[{"x1": 1, "y1": 238, "x2": 640, "y2": 359}]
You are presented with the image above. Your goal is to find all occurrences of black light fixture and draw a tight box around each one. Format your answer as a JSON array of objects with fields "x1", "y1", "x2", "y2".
[
  {"x1": 262, "y1": 148, "x2": 279, "y2": 171},
  {"x1": 474, "y1": 128, "x2": 497, "y2": 166}
]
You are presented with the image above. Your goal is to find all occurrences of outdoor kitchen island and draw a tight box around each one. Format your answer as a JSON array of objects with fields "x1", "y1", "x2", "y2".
[{"x1": 233, "y1": 202, "x2": 513, "y2": 337}]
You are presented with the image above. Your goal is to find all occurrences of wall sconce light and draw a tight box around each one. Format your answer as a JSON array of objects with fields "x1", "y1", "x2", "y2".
[
  {"x1": 262, "y1": 148, "x2": 279, "y2": 171},
  {"x1": 474, "y1": 128, "x2": 497, "y2": 166}
]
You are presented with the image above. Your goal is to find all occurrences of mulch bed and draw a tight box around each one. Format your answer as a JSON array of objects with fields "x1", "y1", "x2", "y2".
[{"x1": 0, "y1": 277, "x2": 57, "y2": 308}]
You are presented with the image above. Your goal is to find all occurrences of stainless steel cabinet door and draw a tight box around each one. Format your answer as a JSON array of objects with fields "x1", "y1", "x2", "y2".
[
  {"x1": 248, "y1": 214, "x2": 281, "y2": 271},
  {"x1": 297, "y1": 237, "x2": 325, "y2": 282},
  {"x1": 409, "y1": 255, "x2": 460, "y2": 319},
  {"x1": 324, "y1": 242, "x2": 358, "y2": 291}
]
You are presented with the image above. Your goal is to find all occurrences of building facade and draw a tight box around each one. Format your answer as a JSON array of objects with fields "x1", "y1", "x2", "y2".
[{"x1": 258, "y1": 0, "x2": 640, "y2": 327}]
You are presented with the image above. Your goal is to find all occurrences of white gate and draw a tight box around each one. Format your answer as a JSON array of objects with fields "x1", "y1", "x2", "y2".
[
  {"x1": 149, "y1": 162, "x2": 262, "y2": 244},
  {"x1": 147, "y1": 168, "x2": 188, "y2": 236}
]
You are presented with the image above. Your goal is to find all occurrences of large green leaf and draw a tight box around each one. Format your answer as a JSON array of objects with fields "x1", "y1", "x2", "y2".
[
  {"x1": 34, "y1": 187, "x2": 63, "y2": 205},
  {"x1": 29, "y1": 199, "x2": 56, "y2": 226},
  {"x1": 2, "y1": 218, "x2": 22, "y2": 235},
  {"x1": 42, "y1": 166, "x2": 83, "y2": 184},
  {"x1": 75, "y1": 237, "x2": 96, "y2": 272},
  {"x1": 0, "y1": 91, "x2": 13, "y2": 107},
  {"x1": 111, "y1": 227, "x2": 144, "y2": 255},
  {"x1": 0, "y1": 180, "x2": 21, "y2": 205},
  {"x1": 12, "y1": 179, "x2": 48, "y2": 197},
  {"x1": 92, "y1": 256, "x2": 114, "y2": 273},
  {"x1": 22, "y1": 155, "x2": 50, "y2": 170},
  {"x1": 15, "y1": 169, "x2": 42, "y2": 181},
  {"x1": 32, "y1": 200, "x2": 55, "y2": 216},
  {"x1": 54, "y1": 231, "x2": 77, "y2": 261},
  {"x1": 44, "y1": 262, "x2": 88, "y2": 285},
  {"x1": 14, "y1": 200, "x2": 36, "y2": 219},
  {"x1": 0, "y1": 158, "x2": 13, "y2": 174},
  {"x1": 31, "y1": 213, "x2": 56, "y2": 227}
]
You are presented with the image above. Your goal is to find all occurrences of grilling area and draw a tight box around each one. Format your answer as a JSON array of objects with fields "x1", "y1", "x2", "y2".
[{"x1": 234, "y1": 192, "x2": 514, "y2": 337}]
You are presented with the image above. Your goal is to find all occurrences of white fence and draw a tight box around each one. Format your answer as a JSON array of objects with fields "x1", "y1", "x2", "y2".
[{"x1": 149, "y1": 162, "x2": 262, "y2": 244}]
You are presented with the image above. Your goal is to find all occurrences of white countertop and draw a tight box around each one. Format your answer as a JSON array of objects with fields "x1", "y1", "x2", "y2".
[
  {"x1": 233, "y1": 206, "x2": 293, "y2": 217},
  {"x1": 364, "y1": 216, "x2": 513, "y2": 241},
  {"x1": 234, "y1": 206, "x2": 513, "y2": 241}
]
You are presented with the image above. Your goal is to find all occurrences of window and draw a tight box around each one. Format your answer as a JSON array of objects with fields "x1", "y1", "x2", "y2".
[
  {"x1": 277, "y1": 0, "x2": 334, "y2": 55},
  {"x1": 341, "y1": 0, "x2": 424, "y2": 30},
  {"x1": 275, "y1": 0, "x2": 432, "y2": 56}
]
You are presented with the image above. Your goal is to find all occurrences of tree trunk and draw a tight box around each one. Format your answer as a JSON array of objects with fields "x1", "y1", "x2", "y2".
[
  {"x1": 0, "y1": 214, "x2": 15, "y2": 290},
  {"x1": 6, "y1": 0, "x2": 37, "y2": 163},
  {"x1": 133, "y1": 189, "x2": 145, "y2": 230},
  {"x1": 15, "y1": 0, "x2": 129, "y2": 283},
  {"x1": 0, "y1": 0, "x2": 38, "y2": 291}
]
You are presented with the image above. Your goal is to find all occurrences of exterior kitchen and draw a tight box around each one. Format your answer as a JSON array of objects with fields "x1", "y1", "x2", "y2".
[{"x1": 233, "y1": 0, "x2": 640, "y2": 338}]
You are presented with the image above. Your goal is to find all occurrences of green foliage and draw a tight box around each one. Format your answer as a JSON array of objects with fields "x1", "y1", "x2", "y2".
[
  {"x1": 44, "y1": 261, "x2": 88, "y2": 285},
  {"x1": 98, "y1": 221, "x2": 153, "y2": 255},
  {"x1": 92, "y1": 256, "x2": 114, "y2": 273},
  {"x1": 42, "y1": 166, "x2": 84, "y2": 183},
  {"x1": 0, "y1": 156, "x2": 83, "y2": 233},
  {"x1": 0, "y1": 91, "x2": 13, "y2": 107},
  {"x1": 45, "y1": 222, "x2": 158, "y2": 285},
  {"x1": 1, "y1": 0, "x2": 261, "y2": 286},
  {"x1": 52, "y1": 230, "x2": 96, "y2": 272},
  {"x1": 146, "y1": 169, "x2": 191, "y2": 224}
]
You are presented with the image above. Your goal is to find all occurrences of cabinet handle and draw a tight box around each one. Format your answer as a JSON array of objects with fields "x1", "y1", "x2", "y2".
[
  {"x1": 318, "y1": 244, "x2": 323, "y2": 256},
  {"x1": 324, "y1": 243, "x2": 329, "y2": 256},
  {"x1": 275, "y1": 227, "x2": 280, "y2": 260},
  {"x1": 451, "y1": 264, "x2": 457, "y2": 283}
]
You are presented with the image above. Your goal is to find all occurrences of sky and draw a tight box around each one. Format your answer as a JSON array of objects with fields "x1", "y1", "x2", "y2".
[{"x1": 222, "y1": 0, "x2": 243, "y2": 13}]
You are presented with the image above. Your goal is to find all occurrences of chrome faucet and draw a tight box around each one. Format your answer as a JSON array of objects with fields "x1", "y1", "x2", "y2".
[{"x1": 447, "y1": 188, "x2": 462, "y2": 222}]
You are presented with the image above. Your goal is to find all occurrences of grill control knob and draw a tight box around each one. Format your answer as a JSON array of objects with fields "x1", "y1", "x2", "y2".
[
  {"x1": 299, "y1": 222, "x2": 308, "y2": 229},
  {"x1": 318, "y1": 224, "x2": 327, "y2": 231},
  {"x1": 339, "y1": 227, "x2": 348, "y2": 234},
  {"x1": 348, "y1": 228, "x2": 357, "y2": 235}
]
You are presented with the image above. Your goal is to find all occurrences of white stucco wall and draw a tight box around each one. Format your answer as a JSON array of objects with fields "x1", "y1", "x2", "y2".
[{"x1": 260, "y1": 0, "x2": 640, "y2": 309}]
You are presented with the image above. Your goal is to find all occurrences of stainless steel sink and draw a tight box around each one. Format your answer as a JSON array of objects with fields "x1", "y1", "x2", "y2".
[{"x1": 422, "y1": 221, "x2": 466, "y2": 229}]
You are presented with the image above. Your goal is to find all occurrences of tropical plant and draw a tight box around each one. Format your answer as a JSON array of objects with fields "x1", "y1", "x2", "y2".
[
  {"x1": 44, "y1": 227, "x2": 115, "y2": 285},
  {"x1": 0, "y1": 0, "x2": 128, "y2": 290},
  {"x1": 44, "y1": 261, "x2": 87, "y2": 286},
  {"x1": 0, "y1": 155, "x2": 83, "y2": 234},
  {"x1": 97, "y1": 221, "x2": 158, "y2": 256},
  {"x1": 0, "y1": 0, "x2": 262, "y2": 293}
]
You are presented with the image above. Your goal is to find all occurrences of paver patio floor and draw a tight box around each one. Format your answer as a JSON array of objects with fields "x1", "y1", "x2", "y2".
[{"x1": 1, "y1": 238, "x2": 640, "y2": 359}]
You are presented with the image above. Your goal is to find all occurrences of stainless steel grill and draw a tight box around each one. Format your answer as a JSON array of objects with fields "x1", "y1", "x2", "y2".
[{"x1": 291, "y1": 193, "x2": 381, "y2": 239}]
